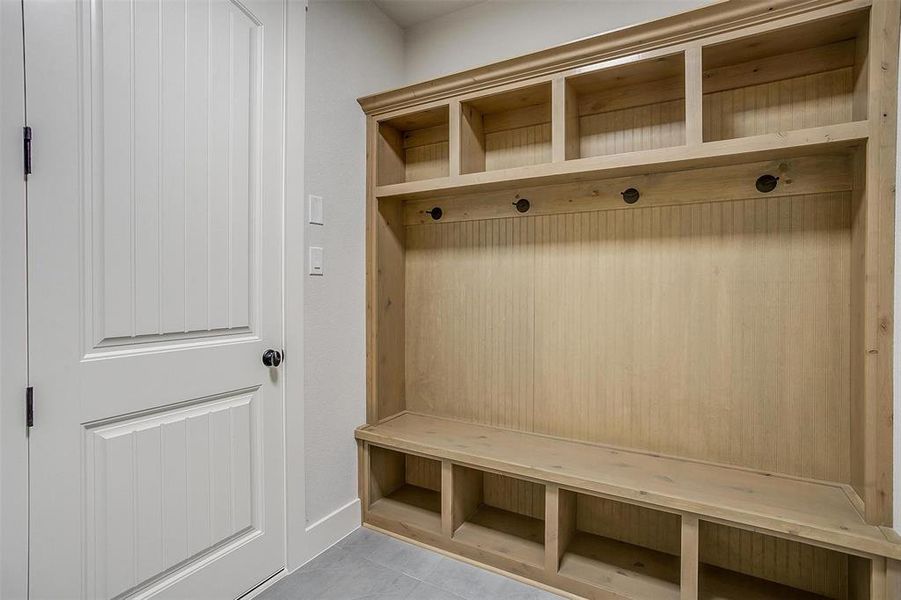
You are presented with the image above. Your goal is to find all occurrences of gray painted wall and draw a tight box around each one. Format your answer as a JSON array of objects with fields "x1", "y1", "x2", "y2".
[{"x1": 304, "y1": 0, "x2": 404, "y2": 525}]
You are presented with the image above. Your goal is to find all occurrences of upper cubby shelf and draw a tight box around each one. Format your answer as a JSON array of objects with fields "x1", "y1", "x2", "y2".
[
  {"x1": 369, "y1": 5, "x2": 872, "y2": 202},
  {"x1": 376, "y1": 120, "x2": 867, "y2": 201},
  {"x1": 377, "y1": 105, "x2": 449, "y2": 186},
  {"x1": 702, "y1": 9, "x2": 868, "y2": 141},
  {"x1": 564, "y1": 52, "x2": 686, "y2": 160},
  {"x1": 460, "y1": 82, "x2": 552, "y2": 174}
]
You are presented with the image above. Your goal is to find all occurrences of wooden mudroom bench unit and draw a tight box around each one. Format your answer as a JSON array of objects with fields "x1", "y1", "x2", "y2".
[{"x1": 357, "y1": 1, "x2": 901, "y2": 598}]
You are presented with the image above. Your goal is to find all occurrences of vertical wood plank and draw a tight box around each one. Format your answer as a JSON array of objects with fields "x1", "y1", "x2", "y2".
[
  {"x1": 870, "y1": 556, "x2": 887, "y2": 599},
  {"x1": 681, "y1": 515, "x2": 699, "y2": 600},
  {"x1": 460, "y1": 103, "x2": 485, "y2": 174},
  {"x1": 376, "y1": 198, "x2": 406, "y2": 420},
  {"x1": 441, "y1": 461, "x2": 453, "y2": 537},
  {"x1": 886, "y1": 559, "x2": 901, "y2": 600},
  {"x1": 684, "y1": 46, "x2": 703, "y2": 146},
  {"x1": 451, "y1": 465, "x2": 483, "y2": 533},
  {"x1": 856, "y1": 0, "x2": 901, "y2": 526},
  {"x1": 546, "y1": 486, "x2": 576, "y2": 574},
  {"x1": 448, "y1": 99, "x2": 462, "y2": 176},
  {"x1": 551, "y1": 78, "x2": 567, "y2": 163},
  {"x1": 366, "y1": 116, "x2": 378, "y2": 424}
]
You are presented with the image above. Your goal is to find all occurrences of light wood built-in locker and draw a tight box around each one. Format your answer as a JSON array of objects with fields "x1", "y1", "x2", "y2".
[{"x1": 356, "y1": 1, "x2": 901, "y2": 598}]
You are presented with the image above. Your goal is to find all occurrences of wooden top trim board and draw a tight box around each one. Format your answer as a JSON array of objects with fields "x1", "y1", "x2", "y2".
[
  {"x1": 357, "y1": 0, "x2": 866, "y2": 115},
  {"x1": 356, "y1": 412, "x2": 901, "y2": 560}
]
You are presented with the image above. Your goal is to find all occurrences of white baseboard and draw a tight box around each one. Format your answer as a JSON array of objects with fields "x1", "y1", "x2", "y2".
[{"x1": 296, "y1": 498, "x2": 361, "y2": 568}]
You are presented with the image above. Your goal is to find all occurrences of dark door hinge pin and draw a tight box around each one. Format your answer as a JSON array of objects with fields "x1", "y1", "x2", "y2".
[
  {"x1": 25, "y1": 386, "x2": 33, "y2": 428},
  {"x1": 23, "y1": 126, "x2": 32, "y2": 178}
]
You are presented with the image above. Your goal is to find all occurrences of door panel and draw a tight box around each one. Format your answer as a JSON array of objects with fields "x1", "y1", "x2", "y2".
[
  {"x1": 90, "y1": 0, "x2": 260, "y2": 349},
  {"x1": 25, "y1": 0, "x2": 286, "y2": 597},
  {"x1": 85, "y1": 390, "x2": 259, "y2": 598}
]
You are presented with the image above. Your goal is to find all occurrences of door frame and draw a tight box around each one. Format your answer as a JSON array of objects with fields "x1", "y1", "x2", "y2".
[
  {"x1": 1, "y1": 0, "x2": 29, "y2": 597},
  {"x1": 0, "y1": 1, "x2": 307, "y2": 597}
]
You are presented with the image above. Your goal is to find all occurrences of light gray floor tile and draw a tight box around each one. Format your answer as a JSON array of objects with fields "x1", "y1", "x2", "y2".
[{"x1": 256, "y1": 528, "x2": 562, "y2": 600}]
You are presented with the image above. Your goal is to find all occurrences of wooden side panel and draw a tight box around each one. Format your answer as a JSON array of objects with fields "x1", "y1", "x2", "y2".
[
  {"x1": 699, "y1": 521, "x2": 850, "y2": 598},
  {"x1": 850, "y1": 0, "x2": 900, "y2": 526},
  {"x1": 579, "y1": 99, "x2": 685, "y2": 158},
  {"x1": 369, "y1": 446, "x2": 405, "y2": 503},
  {"x1": 451, "y1": 465, "x2": 484, "y2": 533},
  {"x1": 681, "y1": 516, "x2": 699, "y2": 600},
  {"x1": 406, "y1": 193, "x2": 852, "y2": 481},
  {"x1": 703, "y1": 68, "x2": 853, "y2": 141},
  {"x1": 375, "y1": 198, "x2": 406, "y2": 421}
]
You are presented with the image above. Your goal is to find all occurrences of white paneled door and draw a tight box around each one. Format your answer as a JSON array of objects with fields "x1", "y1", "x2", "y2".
[{"x1": 25, "y1": 1, "x2": 286, "y2": 598}]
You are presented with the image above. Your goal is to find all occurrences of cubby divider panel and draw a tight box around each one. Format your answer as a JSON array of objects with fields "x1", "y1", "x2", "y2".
[
  {"x1": 554, "y1": 490, "x2": 682, "y2": 599},
  {"x1": 702, "y1": 9, "x2": 868, "y2": 142},
  {"x1": 368, "y1": 445, "x2": 442, "y2": 534},
  {"x1": 377, "y1": 106, "x2": 450, "y2": 185},
  {"x1": 564, "y1": 52, "x2": 686, "y2": 160},
  {"x1": 698, "y1": 521, "x2": 872, "y2": 600},
  {"x1": 450, "y1": 466, "x2": 545, "y2": 567},
  {"x1": 460, "y1": 83, "x2": 552, "y2": 174}
]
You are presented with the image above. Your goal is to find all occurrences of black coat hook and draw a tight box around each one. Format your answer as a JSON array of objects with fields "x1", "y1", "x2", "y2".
[
  {"x1": 621, "y1": 188, "x2": 640, "y2": 204},
  {"x1": 513, "y1": 198, "x2": 531, "y2": 213},
  {"x1": 426, "y1": 207, "x2": 443, "y2": 220},
  {"x1": 755, "y1": 174, "x2": 779, "y2": 193}
]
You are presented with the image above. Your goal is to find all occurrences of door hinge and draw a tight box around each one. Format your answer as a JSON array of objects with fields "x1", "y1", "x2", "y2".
[
  {"x1": 23, "y1": 126, "x2": 32, "y2": 178},
  {"x1": 25, "y1": 386, "x2": 33, "y2": 428}
]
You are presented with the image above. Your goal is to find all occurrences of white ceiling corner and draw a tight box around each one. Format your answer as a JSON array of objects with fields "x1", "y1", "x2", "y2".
[{"x1": 373, "y1": 0, "x2": 485, "y2": 29}]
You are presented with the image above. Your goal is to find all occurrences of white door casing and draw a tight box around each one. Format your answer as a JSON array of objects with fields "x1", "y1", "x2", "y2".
[{"x1": 25, "y1": 0, "x2": 286, "y2": 598}]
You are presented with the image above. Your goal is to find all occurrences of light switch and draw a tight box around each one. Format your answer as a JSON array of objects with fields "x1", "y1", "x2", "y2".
[
  {"x1": 309, "y1": 246, "x2": 324, "y2": 276},
  {"x1": 309, "y1": 194, "x2": 323, "y2": 225}
]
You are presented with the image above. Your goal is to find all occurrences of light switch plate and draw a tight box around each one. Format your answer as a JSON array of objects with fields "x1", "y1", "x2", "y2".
[
  {"x1": 309, "y1": 194, "x2": 323, "y2": 225},
  {"x1": 309, "y1": 246, "x2": 324, "y2": 276}
]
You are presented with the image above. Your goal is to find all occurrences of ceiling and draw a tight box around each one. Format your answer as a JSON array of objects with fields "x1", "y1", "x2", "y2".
[{"x1": 373, "y1": 0, "x2": 485, "y2": 28}]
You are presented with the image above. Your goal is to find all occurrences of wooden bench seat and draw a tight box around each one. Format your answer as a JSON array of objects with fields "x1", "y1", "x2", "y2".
[{"x1": 356, "y1": 412, "x2": 901, "y2": 561}]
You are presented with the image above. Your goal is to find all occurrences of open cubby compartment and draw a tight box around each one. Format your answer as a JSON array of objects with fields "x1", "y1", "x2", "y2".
[
  {"x1": 564, "y1": 52, "x2": 686, "y2": 160},
  {"x1": 552, "y1": 490, "x2": 682, "y2": 599},
  {"x1": 368, "y1": 445, "x2": 442, "y2": 534},
  {"x1": 698, "y1": 521, "x2": 873, "y2": 600},
  {"x1": 460, "y1": 82, "x2": 552, "y2": 174},
  {"x1": 449, "y1": 465, "x2": 545, "y2": 567},
  {"x1": 702, "y1": 8, "x2": 869, "y2": 142},
  {"x1": 377, "y1": 105, "x2": 450, "y2": 185}
]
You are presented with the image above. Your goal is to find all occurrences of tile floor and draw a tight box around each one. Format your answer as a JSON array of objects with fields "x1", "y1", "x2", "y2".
[{"x1": 257, "y1": 527, "x2": 563, "y2": 600}]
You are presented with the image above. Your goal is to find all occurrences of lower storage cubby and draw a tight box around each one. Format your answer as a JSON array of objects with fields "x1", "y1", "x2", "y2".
[
  {"x1": 554, "y1": 491, "x2": 682, "y2": 599},
  {"x1": 698, "y1": 521, "x2": 873, "y2": 600},
  {"x1": 450, "y1": 466, "x2": 546, "y2": 567},
  {"x1": 368, "y1": 446, "x2": 442, "y2": 534}
]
